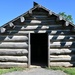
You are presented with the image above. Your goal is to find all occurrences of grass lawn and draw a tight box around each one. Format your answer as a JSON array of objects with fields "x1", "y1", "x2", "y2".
[
  {"x1": 0, "y1": 67, "x2": 75, "y2": 75},
  {"x1": 48, "y1": 67, "x2": 75, "y2": 75},
  {"x1": 0, "y1": 67, "x2": 26, "y2": 75}
]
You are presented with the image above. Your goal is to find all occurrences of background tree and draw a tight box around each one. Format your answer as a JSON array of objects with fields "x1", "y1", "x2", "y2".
[{"x1": 58, "y1": 12, "x2": 73, "y2": 23}]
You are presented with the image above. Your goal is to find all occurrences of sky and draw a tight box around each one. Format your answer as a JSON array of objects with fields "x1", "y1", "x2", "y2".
[{"x1": 0, "y1": 0, "x2": 75, "y2": 26}]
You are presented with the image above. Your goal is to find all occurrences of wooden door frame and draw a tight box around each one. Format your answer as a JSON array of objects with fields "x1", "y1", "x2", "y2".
[
  {"x1": 28, "y1": 33, "x2": 49, "y2": 67},
  {"x1": 28, "y1": 33, "x2": 31, "y2": 67},
  {"x1": 48, "y1": 33, "x2": 50, "y2": 67}
]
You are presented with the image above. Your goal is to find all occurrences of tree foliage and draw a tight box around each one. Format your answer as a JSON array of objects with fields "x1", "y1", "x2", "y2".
[{"x1": 58, "y1": 12, "x2": 73, "y2": 23}]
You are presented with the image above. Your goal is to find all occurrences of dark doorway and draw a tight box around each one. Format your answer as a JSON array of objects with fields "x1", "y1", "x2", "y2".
[{"x1": 30, "y1": 33, "x2": 48, "y2": 67}]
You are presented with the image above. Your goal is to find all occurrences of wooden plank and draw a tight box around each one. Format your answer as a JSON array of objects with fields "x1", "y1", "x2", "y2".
[
  {"x1": 0, "y1": 42, "x2": 28, "y2": 48},
  {"x1": 0, "y1": 49, "x2": 28, "y2": 55},
  {"x1": 0, "y1": 62, "x2": 27, "y2": 68},
  {"x1": 0, "y1": 36, "x2": 28, "y2": 42},
  {"x1": 50, "y1": 55, "x2": 75, "y2": 62},
  {"x1": 50, "y1": 62, "x2": 75, "y2": 67},
  {"x1": 0, "y1": 56, "x2": 28, "y2": 62},
  {"x1": 50, "y1": 49, "x2": 75, "y2": 54}
]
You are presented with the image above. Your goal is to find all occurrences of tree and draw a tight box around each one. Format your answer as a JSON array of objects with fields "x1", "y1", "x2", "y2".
[{"x1": 58, "y1": 12, "x2": 73, "y2": 23}]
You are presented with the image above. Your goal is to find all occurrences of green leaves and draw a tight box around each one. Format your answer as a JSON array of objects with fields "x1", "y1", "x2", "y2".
[{"x1": 58, "y1": 12, "x2": 73, "y2": 23}]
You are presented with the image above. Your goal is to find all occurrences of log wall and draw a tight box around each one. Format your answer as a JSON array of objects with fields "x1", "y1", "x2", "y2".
[
  {"x1": 49, "y1": 28, "x2": 75, "y2": 67},
  {"x1": 0, "y1": 32, "x2": 29, "y2": 68},
  {"x1": 0, "y1": 8, "x2": 75, "y2": 68}
]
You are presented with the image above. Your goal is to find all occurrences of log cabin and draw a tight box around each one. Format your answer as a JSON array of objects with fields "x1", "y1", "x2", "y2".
[{"x1": 0, "y1": 2, "x2": 75, "y2": 68}]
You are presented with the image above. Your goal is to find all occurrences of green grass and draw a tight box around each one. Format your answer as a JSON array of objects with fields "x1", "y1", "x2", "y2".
[
  {"x1": 48, "y1": 67, "x2": 75, "y2": 75},
  {"x1": 0, "y1": 67, "x2": 26, "y2": 75}
]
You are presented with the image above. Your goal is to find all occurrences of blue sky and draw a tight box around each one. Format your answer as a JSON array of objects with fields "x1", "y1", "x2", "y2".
[{"x1": 0, "y1": 0, "x2": 75, "y2": 26}]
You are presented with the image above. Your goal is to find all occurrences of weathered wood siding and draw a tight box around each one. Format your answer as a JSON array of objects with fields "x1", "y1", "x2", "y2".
[{"x1": 0, "y1": 8, "x2": 75, "y2": 67}]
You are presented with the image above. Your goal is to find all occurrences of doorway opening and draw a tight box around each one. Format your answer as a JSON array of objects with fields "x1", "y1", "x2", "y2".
[{"x1": 30, "y1": 33, "x2": 48, "y2": 67}]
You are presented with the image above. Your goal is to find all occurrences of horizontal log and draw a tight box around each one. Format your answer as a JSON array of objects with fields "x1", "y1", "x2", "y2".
[
  {"x1": 50, "y1": 49, "x2": 75, "y2": 54},
  {"x1": 49, "y1": 35, "x2": 75, "y2": 41},
  {"x1": 50, "y1": 55, "x2": 75, "y2": 62},
  {"x1": 26, "y1": 17, "x2": 56, "y2": 20},
  {"x1": 0, "y1": 36, "x2": 28, "y2": 42},
  {"x1": 50, "y1": 42, "x2": 75, "y2": 48},
  {"x1": 7, "y1": 30, "x2": 70, "y2": 34},
  {"x1": 0, "y1": 49, "x2": 28, "y2": 55},
  {"x1": 0, "y1": 56, "x2": 28, "y2": 62},
  {"x1": 50, "y1": 62, "x2": 75, "y2": 67},
  {"x1": 0, "y1": 62, "x2": 27, "y2": 68},
  {"x1": 29, "y1": 20, "x2": 54, "y2": 23},
  {"x1": 15, "y1": 24, "x2": 61, "y2": 27},
  {"x1": 48, "y1": 31, "x2": 73, "y2": 35},
  {"x1": 0, "y1": 33, "x2": 28, "y2": 36},
  {"x1": 30, "y1": 20, "x2": 42, "y2": 23},
  {"x1": 15, "y1": 25, "x2": 63, "y2": 30},
  {"x1": 16, "y1": 25, "x2": 49, "y2": 30},
  {"x1": 0, "y1": 42, "x2": 28, "y2": 48},
  {"x1": 0, "y1": 33, "x2": 29, "y2": 36},
  {"x1": 19, "y1": 21, "x2": 56, "y2": 25},
  {"x1": 33, "y1": 12, "x2": 48, "y2": 15},
  {"x1": 32, "y1": 15, "x2": 48, "y2": 18}
]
